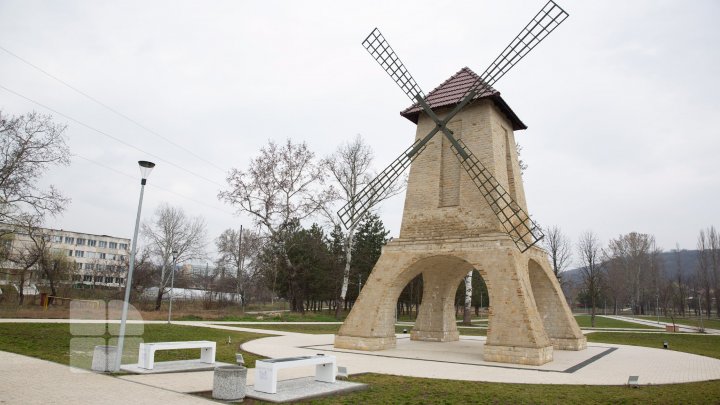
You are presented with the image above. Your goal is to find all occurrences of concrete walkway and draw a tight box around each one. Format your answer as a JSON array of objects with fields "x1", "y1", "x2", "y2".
[{"x1": 0, "y1": 351, "x2": 213, "y2": 404}]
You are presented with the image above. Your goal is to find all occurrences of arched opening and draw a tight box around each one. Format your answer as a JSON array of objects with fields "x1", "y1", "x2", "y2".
[{"x1": 453, "y1": 269, "x2": 490, "y2": 327}]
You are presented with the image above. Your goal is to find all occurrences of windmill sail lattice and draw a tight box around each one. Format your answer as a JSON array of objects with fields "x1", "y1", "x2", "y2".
[{"x1": 339, "y1": 0, "x2": 568, "y2": 252}]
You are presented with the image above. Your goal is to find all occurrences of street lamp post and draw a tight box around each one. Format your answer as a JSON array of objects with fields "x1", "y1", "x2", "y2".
[
  {"x1": 115, "y1": 160, "x2": 155, "y2": 372},
  {"x1": 168, "y1": 250, "x2": 178, "y2": 324}
]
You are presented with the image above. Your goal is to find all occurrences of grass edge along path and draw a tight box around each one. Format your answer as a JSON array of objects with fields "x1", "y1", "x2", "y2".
[{"x1": 0, "y1": 322, "x2": 269, "y2": 370}]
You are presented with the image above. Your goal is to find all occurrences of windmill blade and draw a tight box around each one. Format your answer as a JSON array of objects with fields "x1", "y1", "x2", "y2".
[
  {"x1": 362, "y1": 28, "x2": 425, "y2": 102},
  {"x1": 451, "y1": 139, "x2": 544, "y2": 252},
  {"x1": 337, "y1": 137, "x2": 430, "y2": 229},
  {"x1": 462, "y1": 1, "x2": 569, "y2": 104}
]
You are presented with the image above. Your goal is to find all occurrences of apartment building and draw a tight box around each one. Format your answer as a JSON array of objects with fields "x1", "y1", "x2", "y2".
[{"x1": 1, "y1": 225, "x2": 131, "y2": 289}]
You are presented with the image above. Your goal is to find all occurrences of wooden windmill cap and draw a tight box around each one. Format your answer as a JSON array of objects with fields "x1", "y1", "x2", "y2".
[{"x1": 400, "y1": 66, "x2": 527, "y2": 131}]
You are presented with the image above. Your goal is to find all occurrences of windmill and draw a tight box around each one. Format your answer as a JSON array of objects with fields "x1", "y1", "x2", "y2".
[
  {"x1": 338, "y1": 1, "x2": 568, "y2": 252},
  {"x1": 334, "y1": 1, "x2": 586, "y2": 365}
]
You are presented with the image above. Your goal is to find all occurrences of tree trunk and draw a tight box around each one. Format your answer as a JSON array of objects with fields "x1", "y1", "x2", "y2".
[
  {"x1": 154, "y1": 288, "x2": 164, "y2": 310},
  {"x1": 336, "y1": 231, "x2": 355, "y2": 319},
  {"x1": 463, "y1": 270, "x2": 472, "y2": 325}
]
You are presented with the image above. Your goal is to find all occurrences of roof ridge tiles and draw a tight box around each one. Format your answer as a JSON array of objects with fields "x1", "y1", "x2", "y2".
[{"x1": 398, "y1": 66, "x2": 526, "y2": 131}]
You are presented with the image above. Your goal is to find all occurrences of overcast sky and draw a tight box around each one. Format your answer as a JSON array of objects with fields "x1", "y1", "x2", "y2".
[{"x1": 1, "y1": 0, "x2": 718, "y2": 265}]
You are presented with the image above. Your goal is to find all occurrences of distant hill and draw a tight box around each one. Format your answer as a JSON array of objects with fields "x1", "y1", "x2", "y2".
[{"x1": 561, "y1": 249, "x2": 700, "y2": 285}]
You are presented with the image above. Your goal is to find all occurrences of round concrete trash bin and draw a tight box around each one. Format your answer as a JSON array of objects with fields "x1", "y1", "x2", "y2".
[
  {"x1": 213, "y1": 365, "x2": 247, "y2": 400},
  {"x1": 91, "y1": 345, "x2": 118, "y2": 372}
]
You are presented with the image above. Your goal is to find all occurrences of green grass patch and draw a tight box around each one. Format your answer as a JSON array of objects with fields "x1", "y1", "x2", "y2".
[
  {"x1": 0, "y1": 323, "x2": 269, "y2": 370},
  {"x1": 588, "y1": 332, "x2": 720, "y2": 360},
  {"x1": 574, "y1": 315, "x2": 660, "y2": 329},
  {"x1": 300, "y1": 374, "x2": 720, "y2": 404},
  {"x1": 635, "y1": 315, "x2": 720, "y2": 330}
]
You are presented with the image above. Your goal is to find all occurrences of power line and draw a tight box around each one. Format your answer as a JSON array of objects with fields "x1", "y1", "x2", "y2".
[
  {"x1": 0, "y1": 44, "x2": 228, "y2": 173},
  {"x1": 73, "y1": 153, "x2": 236, "y2": 216},
  {"x1": 0, "y1": 83, "x2": 226, "y2": 188}
]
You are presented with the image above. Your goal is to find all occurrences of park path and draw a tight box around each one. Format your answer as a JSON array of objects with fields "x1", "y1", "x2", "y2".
[
  {"x1": 0, "y1": 350, "x2": 214, "y2": 404},
  {"x1": 600, "y1": 315, "x2": 720, "y2": 335}
]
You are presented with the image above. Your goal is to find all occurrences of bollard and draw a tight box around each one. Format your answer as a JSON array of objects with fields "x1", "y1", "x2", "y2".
[
  {"x1": 213, "y1": 365, "x2": 247, "y2": 401},
  {"x1": 92, "y1": 345, "x2": 119, "y2": 372}
]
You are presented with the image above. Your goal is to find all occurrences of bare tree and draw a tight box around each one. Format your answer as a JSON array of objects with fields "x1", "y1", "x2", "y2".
[
  {"x1": 577, "y1": 231, "x2": 603, "y2": 327},
  {"x1": 542, "y1": 225, "x2": 572, "y2": 282},
  {"x1": 218, "y1": 139, "x2": 334, "y2": 312},
  {"x1": 697, "y1": 227, "x2": 719, "y2": 318},
  {"x1": 321, "y1": 135, "x2": 404, "y2": 317},
  {"x1": 462, "y1": 270, "x2": 473, "y2": 325},
  {"x1": 215, "y1": 227, "x2": 263, "y2": 306},
  {"x1": 607, "y1": 232, "x2": 655, "y2": 315},
  {"x1": 142, "y1": 204, "x2": 207, "y2": 310},
  {"x1": 0, "y1": 111, "x2": 70, "y2": 227}
]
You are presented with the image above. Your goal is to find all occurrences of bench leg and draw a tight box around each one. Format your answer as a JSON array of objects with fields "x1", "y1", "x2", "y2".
[
  {"x1": 254, "y1": 365, "x2": 277, "y2": 394},
  {"x1": 200, "y1": 346, "x2": 215, "y2": 364},
  {"x1": 315, "y1": 361, "x2": 336, "y2": 383}
]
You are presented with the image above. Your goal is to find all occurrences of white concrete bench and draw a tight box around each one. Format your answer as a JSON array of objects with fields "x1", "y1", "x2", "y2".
[
  {"x1": 255, "y1": 354, "x2": 336, "y2": 394},
  {"x1": 138, "y1": 341, "x2": 216, "y2": 370}
]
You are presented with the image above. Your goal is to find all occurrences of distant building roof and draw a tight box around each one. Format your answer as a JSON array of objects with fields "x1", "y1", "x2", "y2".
[{"x1": 400, "y1": 67, "x2": 527, "y2": 131}]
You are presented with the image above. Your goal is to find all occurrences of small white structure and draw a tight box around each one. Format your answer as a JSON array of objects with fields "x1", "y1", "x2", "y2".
[
  {"x1": 138, "y1": 341, "x2": 216, "y2": 370},
  {"x1": 254, "y1": 354, "x2": 336, "y2": 394}
]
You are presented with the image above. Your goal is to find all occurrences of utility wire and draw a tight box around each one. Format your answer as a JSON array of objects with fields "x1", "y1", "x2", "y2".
[
  {"x1": 74, "y1": 153, "x2": 236, "y2": 216},
  {"x1": 0, "y1": 44, "x2": 228, "y2": 173},
  {"x1": 0, "y1": 83, "x2": 226, "y2": 188}
]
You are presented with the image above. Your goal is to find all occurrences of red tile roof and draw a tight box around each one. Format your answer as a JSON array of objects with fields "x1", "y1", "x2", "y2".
[{"x1": 400, "y1": 67, "x2": 527, "y2": 131}]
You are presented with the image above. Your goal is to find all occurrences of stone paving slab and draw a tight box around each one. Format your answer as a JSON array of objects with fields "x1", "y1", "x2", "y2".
[
  {"x1": 243, "y1": 377, "x2": 367, "y2": 403},
  {"x1": 0, "y1": 351, "x2": 213, "y2": 405},
  {"x1": 121, "y1": 360, "x2": 233, "y2": 374}
]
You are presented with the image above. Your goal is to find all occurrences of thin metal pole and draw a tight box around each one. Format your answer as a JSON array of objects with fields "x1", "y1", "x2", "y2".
[
  {"x1": 168, "y1": 255, "x2": 177, "y2": 324},
  {"x1": 116, "y1": 179, "x2": 146, "y2": 371}
]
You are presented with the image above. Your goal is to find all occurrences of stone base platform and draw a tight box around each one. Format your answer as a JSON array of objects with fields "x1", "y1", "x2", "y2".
[
  {"x1": 483, "y1": 344, "x2": 553, "y2": 366},
  {"x1": 334, "y1": 335, "x2": 396, "y2": 351},
  {"x1": 243, "y1": 377, "x2": 367, "y2": 403},
  {"x1": 121, "y1": 360, "x2": 232, "y2": 374}
]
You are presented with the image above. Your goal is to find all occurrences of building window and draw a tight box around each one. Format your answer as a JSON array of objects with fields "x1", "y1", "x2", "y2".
[
  {"x1": 68, "y1": 250, "x2": 73, "y2": 257},
  {"x1": 65, "y1": 237, "x2": 74, "y2": 244},
  {"x1": 115, "y1": 277, "x2": 124, "y2": 284},
  {"x1": 74, "y1": 250, "x2": 84, "y2": 258},
  {"x1": 86, "y1": 263, "x2": 94, "y2": 271},
  {"x1": 119, "y1": 243, "x2": 128, "y2": 250},
  {"x1": 119, "y1": 255, "x2": 126, "y2": 261},
  {"x1": 76, "y1": 263, "x2": 83, "y2": 270},
  {"x1": 100, "y1": 253, "x2": 106, "y2": 259},
  {"x1": 87, "y1": 239, "x2": 96, "y2": 247},
  {"x1": 52, "y1": 235, "x2": 63, "y2": 243},
  {"x1": 94, "y1": 276, "x2": 103, "y2": 282},
  {"x1": 76, "y1": 238, "x2": 86, "y2": 246},
  {"x1": 83, "y1": 275, "x2": 92, "y2": 282},
  {"x1": 104, "y1": 277, "x2": 113, "y2": 283},
  {"x1": 72, "y1": 275, "x2": 81, "y2": 281},
  {"x1": 109, "y1": 242, "x2": 118, "y2": 249},
  {"x1": 98, "y1": 241, "x2": 107, "y2": 248}
]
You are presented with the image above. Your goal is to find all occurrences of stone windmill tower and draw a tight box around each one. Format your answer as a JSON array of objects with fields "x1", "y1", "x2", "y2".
[{"x1": 334, "y1": 2, "x2": 586, "y2": 366}]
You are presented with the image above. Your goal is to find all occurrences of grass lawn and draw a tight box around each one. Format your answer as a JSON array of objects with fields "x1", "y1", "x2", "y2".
[
  {"x1": 574, "y1": 315, "x2": 661, "y2": 329},
  {"x1": 0, "y1": 323, "x2": 269, "y2": 370},
  {"x1": 299, "y1": 374, "x2": 720, "y2": 404},
  {"x1": 587, "y1": 332, "x2": 720, "y2": 360},
  {"x1": 635, "y1": 315, "x2": 720, "y2": 330}
]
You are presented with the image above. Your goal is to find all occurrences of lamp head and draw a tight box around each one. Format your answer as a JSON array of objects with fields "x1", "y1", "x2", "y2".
[{"x1": 138, "y1": 161, "x2": 155, "y2": 183}]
